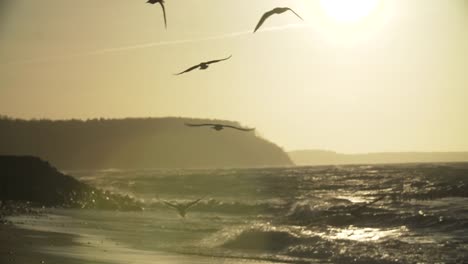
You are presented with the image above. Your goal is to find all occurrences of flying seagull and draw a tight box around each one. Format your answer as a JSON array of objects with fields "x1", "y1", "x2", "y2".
[
  {"x1": 185, "y1": 123, "x2": 255, "y2": 132},
  {"x1": 254, "y1": 7, "x2": 303, "y2": 33},
  {"x1": 147, "y1": 0, "x2": 167, "y2": 29},
  {"x1": 159, "y1": 197, "x2": 205, "y2": 218},
  {"x1": 174, "y1": 55, "x2": 232, "y2": 75}
]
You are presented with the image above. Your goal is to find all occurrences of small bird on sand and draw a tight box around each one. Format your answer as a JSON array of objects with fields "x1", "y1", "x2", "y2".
[
  {"x1": 185, "y1": 123, "x2": 255, "y2": 132},
  {"x1": 146, "y1": 0, "x2": 167, "y2": 29},
  {"x1": 174, "y1": 55, "x2": 232, "y2": 75},
  {"x1": 254, "y1": 7, "x2": 303, "y2": 33},
  {"x1": 159, "y1": 197, "x2": 205, "y2": 218}
]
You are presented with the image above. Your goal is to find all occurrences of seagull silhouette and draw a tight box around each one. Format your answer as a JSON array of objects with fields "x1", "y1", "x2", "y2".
[
  {"x1": 146, "y1": 0, "x2": 167, "y2": 29},
  {"x1": 254, "y1": 7, "x2": 303, "y2": 33},
  {"x1": 174, "y1": 55, "x2": 232, "y2": 75},
  {"x1": 159, "y1": 197, "x2": 205, "y2": 218},
  {"x1": 185, "y1": 123, "x2": 255, "y2": 132}
]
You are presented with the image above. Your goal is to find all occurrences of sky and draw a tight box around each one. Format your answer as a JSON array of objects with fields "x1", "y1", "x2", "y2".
[{"x1": 0, "y1": 0, "x2": 467, "y2": 153}]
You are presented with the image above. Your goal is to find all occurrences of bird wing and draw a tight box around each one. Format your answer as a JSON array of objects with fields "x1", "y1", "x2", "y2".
[
  {"x1": 185, "y1": 123, "x2": 218, "y2": 127},
  {"x1": 159, "y1": 2, "x2": 167, "y2": 29},
  {"x1": 156, "y1": 195, "x2": 179, "y2": 209},
  {"x1": 162, "y1": 201, "x2": 180, "y2": 209},
  {"x1": 286, "y1": 8, "x2": 303, "y2": 21},
  {"x1": 174, "y1": 64, "x2": 201, "y2": 75},
  {"x1": 254, "y1": 9, "x2": 277, "y2": 33},
  {"x1": 184, "y1": 197, "x2": 205, "y2": 209},
  {"x1": 223, "y1": 125, "x2": 255, "y2": 131},
  {"x1": 205, "y1": 55, "x2": 232, "y2": 65},
  {"x1": 254, "y1": 7, "x2": 303, "y2": 33}
]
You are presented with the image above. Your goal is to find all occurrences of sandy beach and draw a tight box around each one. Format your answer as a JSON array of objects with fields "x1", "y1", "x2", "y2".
[
  {"x1": 0, "y1": 218, "x2": 283, "y2": 264},
  {"x1": 0, "y1": 223, "x2": 88, "y2": 264}
]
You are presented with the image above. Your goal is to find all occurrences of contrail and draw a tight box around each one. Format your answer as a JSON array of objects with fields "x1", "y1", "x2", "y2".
[{"x1": 4, "y1": 23, "x2": 310, "y2": 65}]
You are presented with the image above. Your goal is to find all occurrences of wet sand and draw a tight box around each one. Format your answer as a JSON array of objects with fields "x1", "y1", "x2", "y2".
[
  {"x1": 0, "y1": 223, "x2": 89, "y2": 264},
  {"x1": 0, "y1": 221, "x2": 281, "y2": 264}
]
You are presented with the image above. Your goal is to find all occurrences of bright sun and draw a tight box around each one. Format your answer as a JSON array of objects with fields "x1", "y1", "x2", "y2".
[{"x1": 320, "y1": 0, "x2": 381, "y2": 23}]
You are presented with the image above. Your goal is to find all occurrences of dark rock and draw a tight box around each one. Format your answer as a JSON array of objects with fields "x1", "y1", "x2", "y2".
[{"x1": 0, "y1": 156, "x2": 142, "y2": 210}]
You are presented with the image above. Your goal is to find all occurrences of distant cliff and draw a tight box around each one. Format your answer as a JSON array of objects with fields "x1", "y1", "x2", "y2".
[
  {"x1": 0, "y1": 155, "x2": 141, "y2": 209},
  {"x1": 289, "y1": 150, "x2": 468, "y2": 166},
  {"x1": 0, "y1": 117, "x2": 293, "y2": 169}
]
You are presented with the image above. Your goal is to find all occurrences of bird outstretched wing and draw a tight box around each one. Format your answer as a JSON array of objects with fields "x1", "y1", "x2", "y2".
[
  {"x1": 159, "y1": 2, "x2": 167, "y2": 29},
  {"x1": 174, "y1": 64, "x2": 201, "y2": 75},
  {"x1": 162, "y1": 201, "x2": 180, "y2": 209},
  {"x1": 156, "y1": 195, "x2": 179, "y2": 209},
  {"x1": 254, "y1": 9, "x2": 277, "y2": 33},
  {"x1": 287, "y1": 8, "x2": 303, "y2": 21},
  {"x1": 184, "y1": 197, "x2": 205, "y2": 209},
  {"x1": 205, "y1": 55, "x2": 232, "y2": 65},
  {"x1": 223, "y1": 125, "x2": 255, "y2": 132},
  {"x1": 254, "y1": 7, "x2": 303, "y2": 33},
  {"x1": 146, "y1": 0, "x2": 167, "y2": 29}
]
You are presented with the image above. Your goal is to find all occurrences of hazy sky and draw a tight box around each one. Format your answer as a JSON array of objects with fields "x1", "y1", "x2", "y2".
[{"x1": 1, "y1": 0, "x2": 467, "y2": 153}]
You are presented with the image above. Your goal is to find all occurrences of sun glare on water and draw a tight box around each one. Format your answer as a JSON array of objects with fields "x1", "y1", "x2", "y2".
[{"x1": 320, "y1": 0, "x2": 381, "y2": 23}]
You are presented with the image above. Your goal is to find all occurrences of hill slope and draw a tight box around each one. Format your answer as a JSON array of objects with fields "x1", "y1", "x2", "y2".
[{"x1": 0, "y1": 117, "x2": 293, "y2": 169}]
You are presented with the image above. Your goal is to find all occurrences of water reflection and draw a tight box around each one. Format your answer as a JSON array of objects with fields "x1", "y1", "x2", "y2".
[{"x1": 325, "y1": 225, "x2": 408, "y2": 241}]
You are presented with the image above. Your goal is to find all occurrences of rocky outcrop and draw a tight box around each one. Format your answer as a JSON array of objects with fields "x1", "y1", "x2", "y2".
[{"x1": 0, "y1": 156, "x2": 141, "y2": 210}]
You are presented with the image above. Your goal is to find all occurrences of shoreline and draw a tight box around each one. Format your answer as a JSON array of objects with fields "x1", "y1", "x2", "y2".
[{"x1": 1, "y1": 215, "x2": 285, "y2": 264}]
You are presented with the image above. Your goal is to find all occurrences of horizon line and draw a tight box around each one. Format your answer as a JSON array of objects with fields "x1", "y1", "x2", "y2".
[{"x1": 289, "y1": 149, "x2": 468, "y2": 154}]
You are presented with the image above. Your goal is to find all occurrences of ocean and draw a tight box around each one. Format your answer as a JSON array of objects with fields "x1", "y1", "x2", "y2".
[{"x1": 7, "y1": 164, "x2": 468, "y2": 263}]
